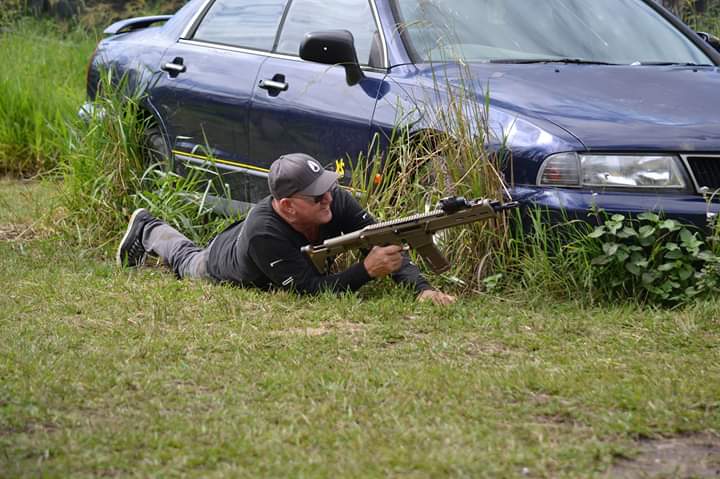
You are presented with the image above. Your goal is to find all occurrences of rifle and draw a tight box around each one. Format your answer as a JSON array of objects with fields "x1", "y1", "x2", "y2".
[{"x1": 302, "y1": 197, "x2": 518, "y2": 274}]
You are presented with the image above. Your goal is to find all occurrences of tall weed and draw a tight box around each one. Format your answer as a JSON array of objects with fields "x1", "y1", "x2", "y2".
[
  {"x1": 57, "y1": 72, "x2": 238, "y2": 252},
  {"x1": 683, "y1": 2, "x2": 720, "y2": 36},
  {"x1": 350, "y1": 70, "x2": 512, "y2": 292},
  {"x1": 0, "y1": 19, "x2": 96, "y2": 176}
]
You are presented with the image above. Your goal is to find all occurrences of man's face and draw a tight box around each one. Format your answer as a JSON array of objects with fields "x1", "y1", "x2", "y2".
[{"x1": 289, "y1": 188, "x2": 334, "y2": 225}]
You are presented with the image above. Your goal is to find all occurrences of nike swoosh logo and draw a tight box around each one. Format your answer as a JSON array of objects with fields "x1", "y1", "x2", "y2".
[{"x1": 270, "y1": 259, "x2": 284, "y2": 268}]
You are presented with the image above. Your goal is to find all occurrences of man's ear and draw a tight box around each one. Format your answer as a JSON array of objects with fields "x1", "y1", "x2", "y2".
[{"x1": 277, "y1": 198, "x2": 295, "y2": 215}]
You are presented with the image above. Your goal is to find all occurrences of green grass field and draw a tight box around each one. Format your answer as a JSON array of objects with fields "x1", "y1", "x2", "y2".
[
  {"x1": 2, "y1": 179, "x2": 719, "y2": 477},
  {"x1": 2, "y1": 13, "x2": 720, "y2": 477}
]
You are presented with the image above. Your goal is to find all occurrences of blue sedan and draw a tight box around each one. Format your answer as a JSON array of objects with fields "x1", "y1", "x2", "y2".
[{"x1": 84, "y1": 0, "x2": 720, "y2": 226}]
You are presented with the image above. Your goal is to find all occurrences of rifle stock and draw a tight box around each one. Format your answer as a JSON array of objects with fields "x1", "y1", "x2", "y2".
[{"x1": 301, "y1": 197, "x2": 517, "y2": 274}]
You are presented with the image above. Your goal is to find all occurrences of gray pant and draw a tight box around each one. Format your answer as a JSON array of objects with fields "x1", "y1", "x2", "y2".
[{"x1": 143, "y1": 222, "x2": 211, "y2": 280}]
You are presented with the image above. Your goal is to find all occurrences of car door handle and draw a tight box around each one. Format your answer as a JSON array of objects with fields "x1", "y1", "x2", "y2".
[
  {"x1": 259, "y1": 79, "x2": 289, "y2": 92},
  {"x1": 162, "y1": 63, "x2": 186, "y2": 73},
  {"x1": 161, "y1": 57, "x2": 186, "y2": 77}
]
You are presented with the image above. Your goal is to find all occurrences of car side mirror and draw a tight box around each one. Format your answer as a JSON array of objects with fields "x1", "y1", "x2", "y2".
[
  {"x1": 299, "y1": 30, "x2": 365, "y2": 86},
  {"x1": 697, "y1": 31, "x2": 720, "y2": 54}
]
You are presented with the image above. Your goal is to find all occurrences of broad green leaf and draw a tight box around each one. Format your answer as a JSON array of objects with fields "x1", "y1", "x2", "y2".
[
  {"x1": 679, "y1": 229, "x2": 703, "y2": 252},
  {"x1": 678, "y1": 265, "x2": 694, "y2": 281},
  {"x1": 659, "y1": 219, "x2": 680, "y2": 231},
  {"x1": 639, "y1": 225, "x2": 656, "y2": 239},
  {"x1": 680, "y1": 229, "x2": 694, "y2": 244},
  {"x1": 626, "y1": 262, "x2": 641, "y2": 276},
  {"x1": 630, "y1": 252, "x2": 646, "y2": 265},
  {"x1": 640, "y1": 237, "x2": 656, "y2": 247},
  {"x1": 588, "y1": 227, "x2": 605, "y2": 239},
  {"x1": 697, "y1": 251, "x2": 719, "y2": 262},
  {"x1": 665, "y1": 242, "x2": 680, "y2": 251},
  {"x1": 665, "y1": 250, "x2": 684, "y2": 260},
  {"x1": 638, "y1": 212, "x2": 660, "y2": 222},
  {"x1": 616, "y1": 227, "x2": 639, "y2": 239},
  {"x1": 657, "y1": 262, "x2": 676, "y2": 272},
  {"x1": 642, "y1": 272, "x2": 658, "y2": 284},
  {"x1": 608, "y1": 221, "x2": 623, "y2": 234},
  {"x1": 591, "y1": 255, "x2": 610, "y2": 266},
  {"x1": 603, "y1": 242, "x2": 620, "y2": 256}
]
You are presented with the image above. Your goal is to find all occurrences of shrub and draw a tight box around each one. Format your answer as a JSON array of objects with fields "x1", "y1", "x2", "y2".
[{"x1": 587, "y1": 213, "x2": 720, "y2": 304}]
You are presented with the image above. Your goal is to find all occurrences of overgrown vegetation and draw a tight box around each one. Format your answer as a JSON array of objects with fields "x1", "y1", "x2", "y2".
[
  {"x1": 680, "y1": 0, "x2": 720, "y2": 35},
  {"x1": 58, "y1": 71, "x2": 240, "y2": 250},
  {"x1": 349, "y1": 79, "x2": 510, "y2": 294},
  {"x1": 0, "y1": 20, "x2": 96, "y2": 176},
  {"x1": 3, "y1": 14, "x2": 720, "y2": 305}
]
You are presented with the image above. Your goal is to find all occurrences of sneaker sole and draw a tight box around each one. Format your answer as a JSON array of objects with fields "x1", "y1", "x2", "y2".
[{"x1": 116, "y1": 208, "x2": 148, "y2": 267}]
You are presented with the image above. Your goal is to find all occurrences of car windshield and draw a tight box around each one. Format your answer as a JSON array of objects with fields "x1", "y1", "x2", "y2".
[{"x1": 392, "y1": 0, "x2": 713, "y2": 65}]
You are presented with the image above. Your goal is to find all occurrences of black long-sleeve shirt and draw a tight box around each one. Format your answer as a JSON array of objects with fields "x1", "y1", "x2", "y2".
[{"x1": 206, "y1": 189, "x2": 431, "y2": 294}]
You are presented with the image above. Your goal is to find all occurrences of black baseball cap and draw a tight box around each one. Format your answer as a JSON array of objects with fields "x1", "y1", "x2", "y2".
[{"x1": 268, "y1": 153, "x2": 339, "y2": 200}]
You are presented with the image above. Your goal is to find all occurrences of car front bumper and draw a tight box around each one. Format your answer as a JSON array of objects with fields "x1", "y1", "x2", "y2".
[{"x1": 512, "y1": 186, "x2": 720, "y2": 230}]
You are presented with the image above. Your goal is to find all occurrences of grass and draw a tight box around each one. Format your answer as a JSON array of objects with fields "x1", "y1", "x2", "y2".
[
  {"x1": 0, "y1": 19, "x2": 97, "y2": 176},
  {"x1": 2, "y1": 179, "x2": 720, "y2": 477},
  {"x1": 1, "y1": 14, "x2": 720, "y2": 476}
]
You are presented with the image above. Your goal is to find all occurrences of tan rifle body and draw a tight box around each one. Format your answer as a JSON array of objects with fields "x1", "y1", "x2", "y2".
[{"x1": 301, "y1": 197, "x2": 517, "y2": 274}]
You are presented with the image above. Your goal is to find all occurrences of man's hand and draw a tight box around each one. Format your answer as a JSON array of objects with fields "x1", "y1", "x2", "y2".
[
  {"x1": 363, "y1": 245, "x2": 404, "y2": 278},
  {"x1": 417, "y1": 289, "x2": 456, "y2": 306}
]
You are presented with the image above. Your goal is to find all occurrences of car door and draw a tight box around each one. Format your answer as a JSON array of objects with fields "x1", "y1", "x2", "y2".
[
  {"x1": 248, "y1": 0, "x2": 389, "y2": 184},
  {"x1": 150, "y1": 0, "x2": 287, "y2": 203}
]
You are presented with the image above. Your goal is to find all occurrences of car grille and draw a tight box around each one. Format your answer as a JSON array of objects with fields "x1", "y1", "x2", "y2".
[{"x1": 684, "y1": 155, "x2": 720, "y2": 193}]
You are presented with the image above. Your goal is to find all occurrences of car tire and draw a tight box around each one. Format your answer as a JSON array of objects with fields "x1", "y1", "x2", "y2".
[{"x1": 142, "y1": 125, "x2": 175, "y2": 173}]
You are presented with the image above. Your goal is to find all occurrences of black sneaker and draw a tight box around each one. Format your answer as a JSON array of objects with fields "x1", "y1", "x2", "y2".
[{"x1": 116, "y1": 208, "x2": 153, "y2": 267}]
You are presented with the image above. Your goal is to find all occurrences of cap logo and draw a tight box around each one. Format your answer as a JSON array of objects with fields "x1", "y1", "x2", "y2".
[{"x1": 307, "y1": 160, "x2": 321, "y2": 173}]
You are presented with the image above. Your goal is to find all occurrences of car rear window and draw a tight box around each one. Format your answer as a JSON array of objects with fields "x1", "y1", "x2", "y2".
[
  {"x1": 275, "y1": 0, "x2": 381, "y2": 66},
  {"x1": 193, "y1": 0, "x2": 286, "y2": 51}
]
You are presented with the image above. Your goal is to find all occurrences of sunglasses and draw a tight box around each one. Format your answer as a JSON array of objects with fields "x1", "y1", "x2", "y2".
[{"x1": 294, "y1": 183, "x2": 338, "y2": 204}]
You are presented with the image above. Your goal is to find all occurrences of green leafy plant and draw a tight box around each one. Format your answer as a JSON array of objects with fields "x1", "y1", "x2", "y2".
[{"x1": 588, "y1": 212, "x2": 720, "y2": 304}]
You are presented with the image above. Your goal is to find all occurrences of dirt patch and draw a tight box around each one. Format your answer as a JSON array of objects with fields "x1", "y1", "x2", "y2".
[
  {"x1": 608, "y1": 433, "x2": 720, "y2": 478},
  {"x1": 272, "y1": 322, "x2": 367, "y2": 338},
  {"x1": 0, "y1": 223, "x2": 46, "y2": 241},
  {"x1": 0, "y1": 421, "x2": 58, "y2": 437}
]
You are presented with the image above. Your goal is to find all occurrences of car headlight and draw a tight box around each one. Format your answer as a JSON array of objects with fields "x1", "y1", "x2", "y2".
[{"x1": 538, "y1": 153, "x2": 688, "y2": 190}]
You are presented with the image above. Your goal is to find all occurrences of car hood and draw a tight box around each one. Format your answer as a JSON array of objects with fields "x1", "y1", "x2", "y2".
[{"x1": 433, "y1": 63, "x2": 720, "y2": 152}]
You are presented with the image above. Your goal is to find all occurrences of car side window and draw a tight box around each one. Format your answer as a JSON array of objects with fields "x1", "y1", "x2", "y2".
[
  {"x1": 275, "y1": 0, "x2": 382, "y2": 67},
  {"x1": 193, "y1": 0, "x2": 287, "y2": 51}
]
